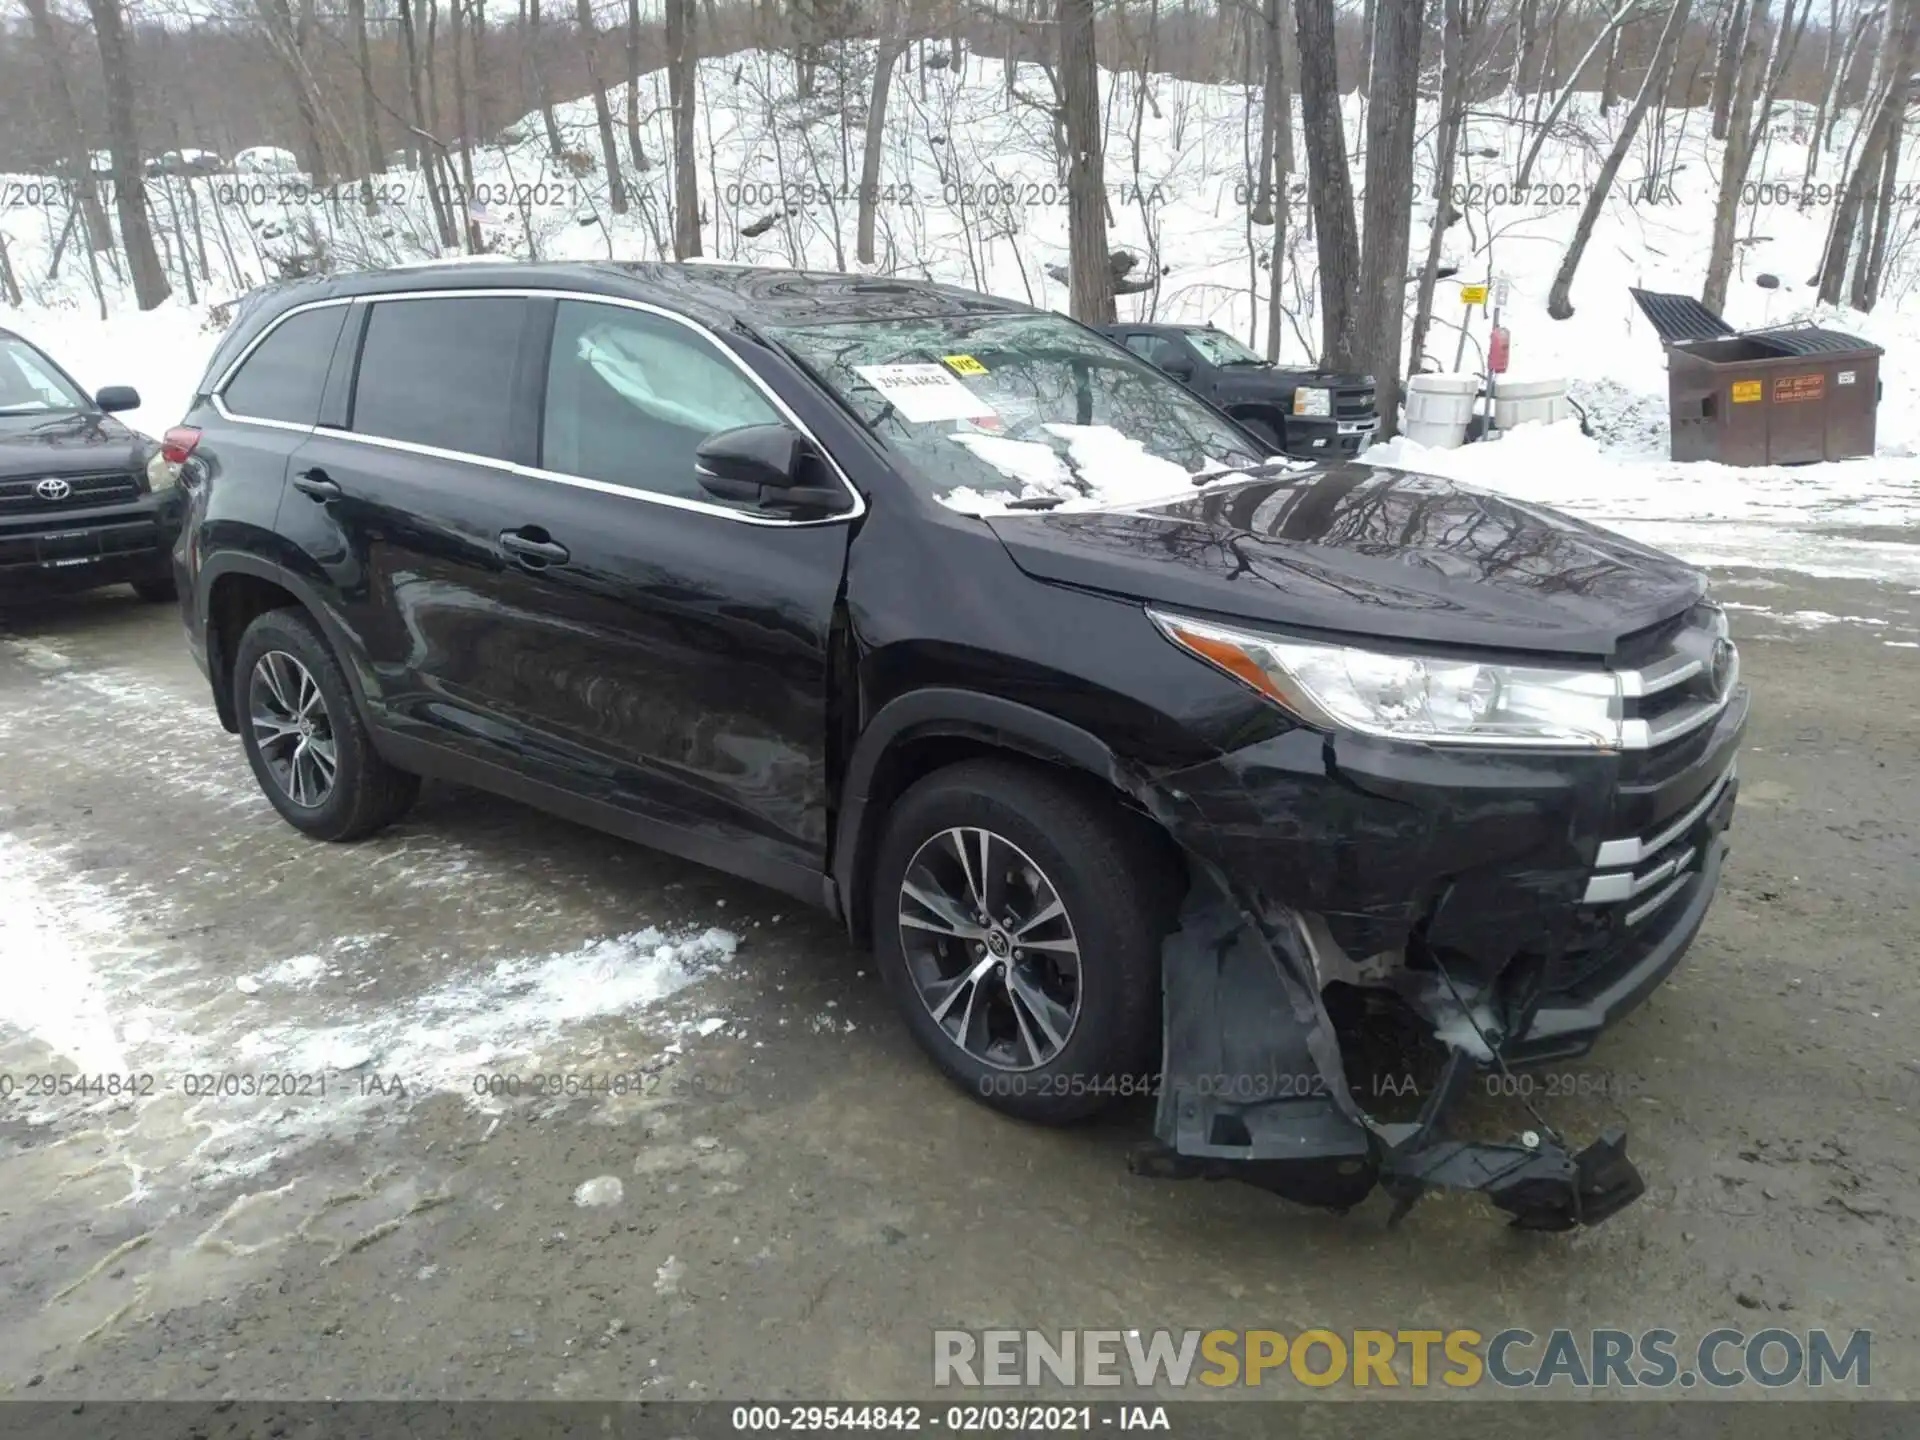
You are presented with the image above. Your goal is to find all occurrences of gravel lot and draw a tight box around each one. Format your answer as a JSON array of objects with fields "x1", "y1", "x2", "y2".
[{"x1": 2, "y1": 563, "x2": 1917, "y2": 1404}]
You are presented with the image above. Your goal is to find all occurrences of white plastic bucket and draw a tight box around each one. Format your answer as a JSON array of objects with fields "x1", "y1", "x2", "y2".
[
  {"x1": 1402, "y1": 373, "x2": 1481, "y2": 449},
  {"x1": 1492, "y1": 377, "x2": 1570, "y2": 432}
]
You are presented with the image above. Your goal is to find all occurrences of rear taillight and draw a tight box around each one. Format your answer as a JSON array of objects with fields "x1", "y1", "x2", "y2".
[{"x1": 162, "y1": 426, "x2": 201, "y2": 465}]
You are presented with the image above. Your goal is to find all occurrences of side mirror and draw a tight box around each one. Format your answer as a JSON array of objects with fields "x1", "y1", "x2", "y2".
[
  {"x1": 94, "y1": 386, "x2": 140, "y2": 413},
  {"x1": 1161, "y1": 358, "x2": 1195, "y2": 382},
  {"x1": 695, "y1": 423, "x2": 851, "y2": 515}
]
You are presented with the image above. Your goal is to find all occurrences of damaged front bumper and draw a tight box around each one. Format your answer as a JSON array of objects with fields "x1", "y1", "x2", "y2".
[{"x1": 1129, "y1": 690, "x2": 1745, "y2": 1231}]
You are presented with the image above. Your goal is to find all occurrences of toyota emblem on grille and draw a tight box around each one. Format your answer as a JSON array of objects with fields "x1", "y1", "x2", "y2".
[
  {"x1": 1709, "y1": 638, "x2": 1736, "y2": 699},
  {"x1": 35, "y1": 476, "x2": 73, "y2": 501}
]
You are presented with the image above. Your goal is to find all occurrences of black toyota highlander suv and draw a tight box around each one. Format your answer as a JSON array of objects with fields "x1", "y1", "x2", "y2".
[
  {"x1": 174, "y1": 262, "x2": 1745, "y2": 1231},
  {"x1": 0, "y1": 327, "x2": 181, "y2": 601}
]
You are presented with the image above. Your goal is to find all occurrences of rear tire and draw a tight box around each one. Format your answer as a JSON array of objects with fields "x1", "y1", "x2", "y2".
[
  {"x1": 870, "y1": 759, "x2": 1168, "y2": 1125},
  {"x1": 233, "y1": 607, "x2": 418, "y2": 841},
  {"x1": 131, "y1": 576, "x2": 176, "y2": 603}
]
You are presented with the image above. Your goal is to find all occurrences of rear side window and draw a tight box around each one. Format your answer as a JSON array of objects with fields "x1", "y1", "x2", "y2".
[
  {"x1": 351, "y1": 297, "x2": 527, "y2": 461},
  {"x1": 221, "y1": 305, "x2": 349, "y2": 424}
]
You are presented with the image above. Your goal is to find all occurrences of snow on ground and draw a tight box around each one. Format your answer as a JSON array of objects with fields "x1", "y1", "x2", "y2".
[
  {"x1": 3, "y1": 49, "x2": 1914, "y2": 579},
  {"x1": 1366, "y1": 419, "x2": 1920, "y2": 586}
]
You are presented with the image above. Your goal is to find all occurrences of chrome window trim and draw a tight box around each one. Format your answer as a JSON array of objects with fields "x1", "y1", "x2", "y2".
[{"x1": 208, "y1": 285, "x2": 867, "y2": 528}]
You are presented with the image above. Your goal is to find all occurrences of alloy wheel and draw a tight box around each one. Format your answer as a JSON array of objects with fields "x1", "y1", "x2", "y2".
[
  {"x1": 248, "y1": 649, "x2": 338, "y2": 808},
  {"x1": 896, "y1": 826, "x2": 1082, "y2": 1071}
]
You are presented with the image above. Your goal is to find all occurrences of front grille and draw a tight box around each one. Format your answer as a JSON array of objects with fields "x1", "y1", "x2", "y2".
[
  {"x1": 1575, "y1": 602, "x2": 1743, "y2": 933},
  {"x1": 1334, "y1": 388, "x2": 1376, "y2": 421},
  {"x1": 0, "y1": 471, "x2": 142, "y2": 514}
]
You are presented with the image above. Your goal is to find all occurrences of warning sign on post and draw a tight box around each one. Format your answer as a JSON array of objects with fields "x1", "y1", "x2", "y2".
[
  {"x1": 1460, "y1": 284, "x2": 1489, "y2": 306},
  {"x1": 1731, "y1": 380, "x2": 1762, "y2": 403},
  {"x1": 1774, "y1": 374, "x2": 1825, "y2": 403}
]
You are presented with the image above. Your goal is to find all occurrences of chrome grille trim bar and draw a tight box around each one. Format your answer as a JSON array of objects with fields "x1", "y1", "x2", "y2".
[{"x1": 1593, "y1": 761, "x2": 1737, "y2": 870}]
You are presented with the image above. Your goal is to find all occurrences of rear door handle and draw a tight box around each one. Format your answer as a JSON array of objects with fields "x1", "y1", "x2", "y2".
[
  {"x1": 292, "y1": 468, "x2": 341, "y2": 501},
  {"x1": 499, "y1": 528, "x2": 570, "y2": 567}
]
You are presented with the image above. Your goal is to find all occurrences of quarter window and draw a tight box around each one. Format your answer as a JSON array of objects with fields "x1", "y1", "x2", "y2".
[
  {"x1": 539, "y1": 301, "x2": 781, "y2": 501},
  {"x1": 351, "y1": 297, "x2": 528, "y2": 461},
  {"x1": 221, "y1": 305, "x2": 349, "y2": 425}
]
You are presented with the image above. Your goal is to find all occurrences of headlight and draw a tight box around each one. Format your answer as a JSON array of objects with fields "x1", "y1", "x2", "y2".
[
  {"x1": 1151, "y1": 610, "x2": 1624, "y2": 748},
  {"x1": 1292, "y1": 387, "x2": 1332, "y2": 417}
]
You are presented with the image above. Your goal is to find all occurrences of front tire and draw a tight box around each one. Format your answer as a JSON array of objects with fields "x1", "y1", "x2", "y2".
[
  {"x1": 1238, "y1": 415, "x2": 1284, "y2": 453},
  {"x1": 870, "y1": 760, "x2": 1168, "y2": 1124},
  {"x1": 232, "y1": 607, "x2": 418, "y2": 841}
]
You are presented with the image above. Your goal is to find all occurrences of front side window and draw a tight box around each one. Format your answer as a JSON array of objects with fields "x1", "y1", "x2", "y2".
[
  {"x1": 352, "y1": 297, "x2": 527, "y2": 460},
  {"x1": 221, "y1": 305, "x2": 350, "y2": 425},
  {"x1": 0, "y1": 338, "x2": 89, "y2": 415},
  {"x1": 766, "y1": 312, "x2": 1266, "y2": 511},
  {"x1": 540, "y1": 301, "x2": 781, "y2": 501}
]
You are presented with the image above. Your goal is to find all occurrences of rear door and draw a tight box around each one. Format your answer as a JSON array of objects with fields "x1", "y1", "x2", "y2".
[{"x1": 275, "y1": 292, "x2": 550, "y2": 768}]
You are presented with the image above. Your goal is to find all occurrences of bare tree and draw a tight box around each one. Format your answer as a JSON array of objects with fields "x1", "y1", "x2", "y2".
[
  {"x1": 20, "y1": 0, "x2": 114, "y2": 255},
  {"x1": 348, "y1": 0, "x2": 383, "y2": 176},
  {"x1": 577, "y1": 0, "x2": 631, "y2": 212},
  {"x1": 83, "y1": 0, "x2": 170, "y2": 307},
  {"x1": 1547, "y1": 0, "x2": 1694, "y2": 318},
  {"x1": 1295, "y1": 0, "x2": 1363, "y2": 367},
  {"x1": 1410, "y1": 0, "x2": 1492, "y2": 378},
  {"x1": 858, "y1": 25, "x2": 908, "y2": 266},
  {"x1": 1818, "y1": 0, "x2": 1920, "y2": 304},
  {"x1": 626, "y1": 0, "x2": 650, "y2": 170},
  {"x1": 526, "y1": 0, "x2": 568, "y2": 158},
  {"x1": 1704, "y1": 0, "x2": 1809, "y2": 311},
  {"x1": 1356, "y1": 0, "x2": 1422, "y2": 434},
  {"x1": 1249, "y1": 0, "x2": 1294, "y2": 227},
  {"x1": 1060, "y1": 0, "x2": 1115, "y2": 321},
  {"x1": 1515, "y1": 0, "x2": 1648, "y2": 188},
  {"x1": 1708, "y1": 0, "x2": 1752, "y2": 139},
  {"x1": 666, "y1": 0, "x2": 702, "y2": 257}
]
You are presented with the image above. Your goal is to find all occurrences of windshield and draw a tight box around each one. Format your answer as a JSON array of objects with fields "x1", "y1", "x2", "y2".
[
  {"x1": 1182, "y1": 328, "x2": 1264, "y2": 367},
  {"x1": 0, "y1": 337, "x2": 89, "y2": 414},
  {"x1": 764, "y1": 312, "x2": 1271, "y2": 513}
]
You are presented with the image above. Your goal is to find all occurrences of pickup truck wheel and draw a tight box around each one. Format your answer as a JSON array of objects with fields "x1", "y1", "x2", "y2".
[
  {"x1": 871, "y1": 760, "x2": 1162, "y2": 1124},
  {"x1": 233, "y1": 607, "x2": 419, "y2": 841},
  {"x1": 1238, "y1": 416, "x2": 1283, "y2": 451}
]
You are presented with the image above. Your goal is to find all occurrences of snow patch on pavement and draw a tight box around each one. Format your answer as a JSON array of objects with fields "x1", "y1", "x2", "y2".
[
  {"x1": 0, "y1": 831, "x2": 741, "y2": 1189},
  {"x1": 1365, "y1": 421, "x2": 1920, "y2": 584}
]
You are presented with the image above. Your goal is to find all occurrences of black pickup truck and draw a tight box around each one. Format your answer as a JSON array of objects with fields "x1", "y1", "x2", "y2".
[{"x1": 1100, "y1": 322, "x2": 1377, "y2": 459}]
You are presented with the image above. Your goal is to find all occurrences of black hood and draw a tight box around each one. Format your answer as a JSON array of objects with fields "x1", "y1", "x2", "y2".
[
  {"x1": 983, "y1": 463, "x2": 1707, "y2": 658},
  {"x1": 0, "y1": 411, "x2": 149, "y2": 479},
  {"x1": 1211, "y1": 368, "x2": 1371, "y2": 403}
]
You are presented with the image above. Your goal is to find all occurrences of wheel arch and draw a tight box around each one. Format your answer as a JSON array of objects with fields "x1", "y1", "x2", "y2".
[
  {"x1": 830, "y1": 688, "x2": 1182, "y2": 947},
  {"x1": 1224, "y1": 401, "x2": 1290, "y2": 447},
  {"x1": 201, "y1": 556, "x2": 371, "y2": 733}
]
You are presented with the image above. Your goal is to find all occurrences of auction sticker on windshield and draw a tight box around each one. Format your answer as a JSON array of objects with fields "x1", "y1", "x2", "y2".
[
  {"x1": 855, "y1": 363, "x2": 999, "y2": 423},
  {"x1": 942, "y1": 353, "x2": 990, "y2": 375}
]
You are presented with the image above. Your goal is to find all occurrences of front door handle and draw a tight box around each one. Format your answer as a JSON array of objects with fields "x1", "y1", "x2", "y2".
[
  {"x1": 292, "y1": 468, "x2": 341, "y2": 501},
  {"x1": 499, "y1": 528, "x2": 570, "y2": 567}
]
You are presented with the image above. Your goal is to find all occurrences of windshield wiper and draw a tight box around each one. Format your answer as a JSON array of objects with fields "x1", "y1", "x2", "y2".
[{"x1": 1004, "y1": 495, "x2": 1064, "y2": 510}]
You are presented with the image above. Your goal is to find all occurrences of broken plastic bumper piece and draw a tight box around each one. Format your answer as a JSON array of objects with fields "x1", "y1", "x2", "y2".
[{"x1": 1132, "y1": 874, "x2": 1648, "y2": 1231}]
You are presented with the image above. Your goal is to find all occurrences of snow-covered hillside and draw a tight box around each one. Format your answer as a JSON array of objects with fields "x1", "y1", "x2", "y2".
[{"x1": 2, "y1": 45, "x2": 1916, "y2": 579}]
